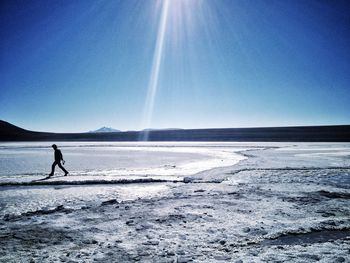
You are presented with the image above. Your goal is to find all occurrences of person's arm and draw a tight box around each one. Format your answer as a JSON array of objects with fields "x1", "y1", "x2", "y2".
[{"x1": 60, "y1": 150, "x2": 65, "y2": 164}]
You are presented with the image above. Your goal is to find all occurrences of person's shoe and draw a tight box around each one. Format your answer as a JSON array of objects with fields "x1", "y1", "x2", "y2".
[{"x1": 64, "y1": 172, "x2": 69, "y2": 176}]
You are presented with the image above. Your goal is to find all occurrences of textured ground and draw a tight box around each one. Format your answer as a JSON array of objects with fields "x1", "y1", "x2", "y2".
[{"x1": 1, "y1": 144, "x2": 350, "y2": 262}]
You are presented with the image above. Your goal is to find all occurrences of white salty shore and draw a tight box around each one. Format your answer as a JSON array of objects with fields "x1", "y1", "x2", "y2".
[{"x1": 0, "y1": 142, "x2": 350, "y2": 262}]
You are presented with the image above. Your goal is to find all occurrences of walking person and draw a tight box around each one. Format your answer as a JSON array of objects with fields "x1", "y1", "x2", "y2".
[{"x1": 48, "y1": 144, "x2": 69, "y2": 177}]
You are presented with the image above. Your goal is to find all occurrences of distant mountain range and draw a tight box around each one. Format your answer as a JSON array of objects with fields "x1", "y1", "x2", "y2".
[
  {"x1": 141, "y1": 128, "x2": 183, "y2": 132},
  {"x1": 0, "y1": 120, "x2": 350, "y2": 142},
  {"x1": 89, "y1": 127, "x2": 121, "y2": 133}
]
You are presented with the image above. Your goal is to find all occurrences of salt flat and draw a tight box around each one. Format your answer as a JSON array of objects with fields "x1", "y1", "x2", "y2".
[{"x1": 0, "y1": 142, "x2": 349, "y2": 262}]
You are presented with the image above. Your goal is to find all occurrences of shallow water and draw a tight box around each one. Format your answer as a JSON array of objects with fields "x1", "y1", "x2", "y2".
[
  {"x1": 1, "y1": 142, "x2": 349, "y2": 217},
  {"x1": 0, "y1": 142, "x2": 248, "y2": 215},
  {"x1": 0, "y1": 142, "x2": 247, "y2": 181}
]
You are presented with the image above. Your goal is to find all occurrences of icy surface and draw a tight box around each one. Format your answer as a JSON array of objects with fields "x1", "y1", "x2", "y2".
[
  {"x1": 0, "y1": 142, "x2": 247, "y2": 182},
  {"x1": 0, "y1": 142, "x2": 349, "y2": 262}
]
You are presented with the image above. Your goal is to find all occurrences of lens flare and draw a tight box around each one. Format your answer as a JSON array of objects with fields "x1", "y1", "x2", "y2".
[
  {"x1": 140, "y1": 0, "x2": 170, "y2": 140},
  {"x1": 139, "y1": 0, "x2": 210, "y2": 140}
]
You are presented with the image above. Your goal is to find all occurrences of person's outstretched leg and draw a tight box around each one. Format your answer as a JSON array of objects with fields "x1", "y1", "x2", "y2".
[
  {"x1": 49, "y1": 162, "x2": 57, "y2": 177},
  {"x1": 58, "y1": 162, "x2": 69, "y2": 176}
]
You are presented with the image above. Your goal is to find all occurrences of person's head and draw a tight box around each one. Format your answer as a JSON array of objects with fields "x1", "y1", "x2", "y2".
[{"x1": 52, "y1": 144, "x2": 57, "y2": 150}]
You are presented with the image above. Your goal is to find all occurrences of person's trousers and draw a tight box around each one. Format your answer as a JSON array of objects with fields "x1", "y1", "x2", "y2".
[{"x1": 50, "y1": 161, "x2": 68, "y2": 175}]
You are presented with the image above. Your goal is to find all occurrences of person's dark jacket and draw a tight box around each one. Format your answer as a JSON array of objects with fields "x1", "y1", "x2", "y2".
[{"x1": 54, "y1": 149, "x2": 63, "y2": 162}]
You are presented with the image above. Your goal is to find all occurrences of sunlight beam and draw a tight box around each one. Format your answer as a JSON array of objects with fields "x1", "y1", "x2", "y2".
[{"x1": 140, "y1": 0, "x2": 170, "y2": 140}]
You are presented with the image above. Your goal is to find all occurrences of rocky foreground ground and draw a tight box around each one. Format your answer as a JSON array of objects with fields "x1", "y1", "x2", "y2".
[{"x1": 1, "y1": 146, "x2": 349, "y2": 262}]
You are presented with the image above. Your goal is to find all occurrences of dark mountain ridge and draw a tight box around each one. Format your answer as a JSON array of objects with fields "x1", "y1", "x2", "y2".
[{"x1": 1, "y1": 120, "x2": 349, "y2": 142}]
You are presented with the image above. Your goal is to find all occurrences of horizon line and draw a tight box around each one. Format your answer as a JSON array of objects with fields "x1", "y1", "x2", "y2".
[{"x1": 1, "y1": 119, "x2": 350, "y2": 134}]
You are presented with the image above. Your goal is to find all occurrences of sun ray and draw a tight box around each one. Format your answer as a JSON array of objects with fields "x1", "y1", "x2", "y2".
[{"x1": 140, "y1": 0, "x2": 170, "y2": 140}]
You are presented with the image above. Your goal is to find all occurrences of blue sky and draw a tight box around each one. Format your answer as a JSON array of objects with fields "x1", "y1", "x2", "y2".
[{"x1": 1, "y1": 0, "x2": 349, "y2": 132}]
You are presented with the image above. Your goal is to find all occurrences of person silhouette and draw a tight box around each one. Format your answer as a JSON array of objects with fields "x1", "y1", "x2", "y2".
[{"x1": 48, "y1": 144, "x2": 69, "y2": 177}]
